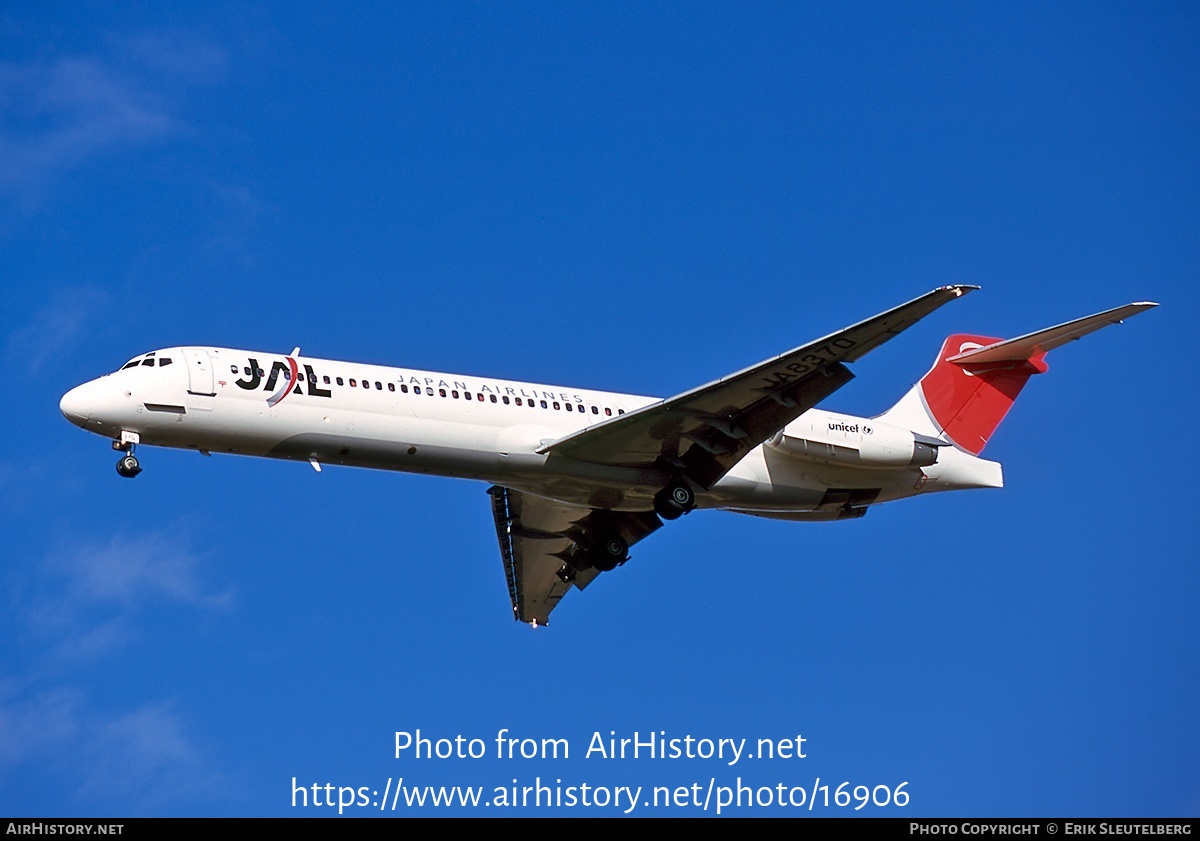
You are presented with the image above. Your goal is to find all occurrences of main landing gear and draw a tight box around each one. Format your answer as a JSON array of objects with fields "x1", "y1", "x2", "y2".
[
  {"x1": 653, "y1": 480, "x2": 696, "y2": 521},
  {"x1": 113, "y1": 432, "x2": 142, "y2": 478},
  {"x1": 590, "y1": 534, "x2": 629, "y2": 573},
  {"x1": 556, "y1": 532, "x2": 630, "y2": 582}
]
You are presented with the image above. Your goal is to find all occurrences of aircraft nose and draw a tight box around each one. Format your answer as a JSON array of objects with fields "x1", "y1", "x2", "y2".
[{"x1": 60, "y1": 384, "x2": 91, "y2": 427}]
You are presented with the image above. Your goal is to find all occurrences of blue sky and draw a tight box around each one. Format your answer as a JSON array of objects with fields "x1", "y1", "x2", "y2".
[{"x1": 1, "y1": 2, "x2": 1197, "y2": 817}]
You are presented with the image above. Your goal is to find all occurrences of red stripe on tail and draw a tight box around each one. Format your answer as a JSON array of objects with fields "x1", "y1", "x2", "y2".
[{"x1": 919, "y1": 334, "x2": 1048, "y2": 455}]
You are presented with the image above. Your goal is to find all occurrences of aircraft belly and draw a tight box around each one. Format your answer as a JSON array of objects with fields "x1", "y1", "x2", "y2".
[
  {"x1": 705, "y1": 446, "x2": 922, "y2": 512},
  {"x1": 266, "y1": 432, "x2": 507, "y2": 477}
]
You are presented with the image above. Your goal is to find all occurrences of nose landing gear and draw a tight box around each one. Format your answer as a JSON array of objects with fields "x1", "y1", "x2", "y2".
[{"x1": 112, "y1": 431, "x2": 142, "y2": 478}]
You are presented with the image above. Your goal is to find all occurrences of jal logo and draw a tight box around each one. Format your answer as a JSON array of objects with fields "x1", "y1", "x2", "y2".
[{"x1": 234, "y1": 357, "x2": 331, "y2": 405}]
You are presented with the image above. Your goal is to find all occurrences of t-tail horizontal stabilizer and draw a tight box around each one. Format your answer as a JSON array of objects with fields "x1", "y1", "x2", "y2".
[
  {"x1": 879, "y1": 301, "x2": 1158, "y2": 455},
  {"x1": 945, "y1": 302, "x2": 1158, "y2": 368}
]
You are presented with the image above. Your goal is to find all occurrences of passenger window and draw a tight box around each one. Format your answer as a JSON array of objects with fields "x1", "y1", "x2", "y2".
[
  {"x1": 376, "y1": 382, "x2": 382, "y2": 389},
  {"x1": 244, "y1": 366, "x2": 252, "y2": 375},
  {"x1": 489, "y1": 395, "x2": 497, "y2": 403},
  {"x1": 337, "y1": 377, "x2": 344, "y2": 386},
  {"x1": 464, "y1": 392, "x2": 472, "y2": 400},
  {"x1": 439, "y1": 388, "x2": 447, "y2": 397},
  {"x1": 297, "y1": 372, "x2": 304, "y2": 381},
  {"x1": 426, "y1": 387, "x2": 434, "y2": 395},
  {"x1": 350, "y1": 379, "x2": 357, "y2": 387},
  {"x1": 230, "y1": 365, "x2": 238, "y2": 374},
  {"x1": 477, "y1": 394, "x2": 484, "y2": 402},
  {"x1": 553, "y1": 402, "x2": 560, "y2": 410},
  {"x1": 401, "y1": 384, "x2": 408, "y2": 393},
  {"x1": 540, "y1": 400, "x2": 547, "y2": 408},
  {"x1": 514, "y1": 397, "x2": 522, "y2": 406},
  {"x1": 502, "y1": 396, "x2": 510, "y2": 405},
  {"x1": 618, "y1": 409, "x2": 625, "y2": 415},
  {"x1": 324, "y1": 376, "x2": 331, "y2": 385},
  {"x1": 592, "y1": 406, "x2": 598, "y2": 414},
  {"x1": 605, "y1": 408, "x2": 612, "y2": 416},
  {"x1": 388, "y1": 383, "x2": 395, "y2": 392},
  {"x1": 452, "y1": 390, "x2": 459, "y2": 399}
]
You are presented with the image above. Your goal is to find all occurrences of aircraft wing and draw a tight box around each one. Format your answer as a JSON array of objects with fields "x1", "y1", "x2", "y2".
[
  {"x1": 538, "y1": 285, "x2": 976, "y2": 488},
  {"x1": 488, "y1": 486, "x2": 661, "y2": 625}
]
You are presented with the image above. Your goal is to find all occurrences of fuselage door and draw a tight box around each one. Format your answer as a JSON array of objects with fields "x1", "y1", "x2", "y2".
[{"x1": 182, "y1": 347, "x2": 216, "y2": 410}]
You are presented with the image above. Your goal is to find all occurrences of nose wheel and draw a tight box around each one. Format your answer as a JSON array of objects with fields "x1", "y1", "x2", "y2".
[
  {"x1": 113, "y1": 432, "x2": 143, "y2": 478},
  {"x1": 116, "y1": 453, "x2": 142, "y2": 478}
]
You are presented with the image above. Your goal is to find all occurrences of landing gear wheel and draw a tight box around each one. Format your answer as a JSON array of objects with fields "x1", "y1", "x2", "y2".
[
  {"x1": 592, "y1": 535, "x2": 628, "y2": 572},
  {"x1": 116, "y1": 454, "x2": 142, "y2": 478},
  {"x1": 653, "y1": 482, "x2": 695, "y2": 520}
]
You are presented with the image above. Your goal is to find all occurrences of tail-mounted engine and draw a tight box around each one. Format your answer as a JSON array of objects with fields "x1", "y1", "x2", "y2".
[{"x1": 767, "y1": 414, "x2": 941, "y2": 469}]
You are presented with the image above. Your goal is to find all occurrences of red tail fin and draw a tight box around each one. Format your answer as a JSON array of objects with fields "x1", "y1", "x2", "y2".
[
  {"x1": 879, "y1": 301, "x2": 1155, "y2": 455},
  {"x1": 918, "y1": 334, "x2": 1048, "y2": 455}
]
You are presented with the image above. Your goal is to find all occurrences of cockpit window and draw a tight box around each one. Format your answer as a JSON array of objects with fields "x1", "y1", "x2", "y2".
[{"x1": 118, "y1": 352, "x2": 170, "y2": 371}]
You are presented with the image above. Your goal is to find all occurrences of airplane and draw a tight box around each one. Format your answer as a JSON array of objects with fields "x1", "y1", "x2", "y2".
[{"x1": 59, "y1": 286, "x2": 1155, "y2": 626}]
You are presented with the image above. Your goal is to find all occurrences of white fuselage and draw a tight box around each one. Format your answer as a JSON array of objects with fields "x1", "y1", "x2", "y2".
[{"x1": 59, "y1": 346, "x2": 1001, "y2": 515}]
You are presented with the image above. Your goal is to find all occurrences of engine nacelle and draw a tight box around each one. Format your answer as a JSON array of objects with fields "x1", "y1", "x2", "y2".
[{"x1": 767, "y1": 413, "x2": 939, "y2": 469}]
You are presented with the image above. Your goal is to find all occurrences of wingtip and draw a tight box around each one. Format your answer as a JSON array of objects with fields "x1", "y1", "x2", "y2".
[{"x1": 937, "y1": 284, "x2": 981, "y2": 297}]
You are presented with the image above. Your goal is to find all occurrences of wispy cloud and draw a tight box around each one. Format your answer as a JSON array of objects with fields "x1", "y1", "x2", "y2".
[
  {"x1": 60, "y1": 532, "x2": 232, "y2": 607},
  {"x1": 0, "y1": 31, "x2": 226, "y2": 194},
  {"x1": 29, "y1": 532, "x2": 234, "y2": 651},
  {"x1": 0, "y1": 57, "x2": 173, "y2": 183},
  {"x1": 4, "y1": 286, "x2": 109, "y2": 374},
  {"x1": 119, "y1": 31, "x2": 227, "y2": 84},
  {"x1": 50, "y1": 618, "x2": 136, "y2": 664},
  {"x1": 78, "y1": 702, "x2": 213, "y2": 808},
  {"x1": 13, "y1": 530, "x2": 234, "y2": 671},
  {"x1": 0, "y1": 530, "x2": 232, "y2": 808},
  {"x1": 0, "y1": 688, "x2": 214, "y2": 811},
  {"x1": 0, "y1": 686, "x2": 81, "y2": 768}
]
